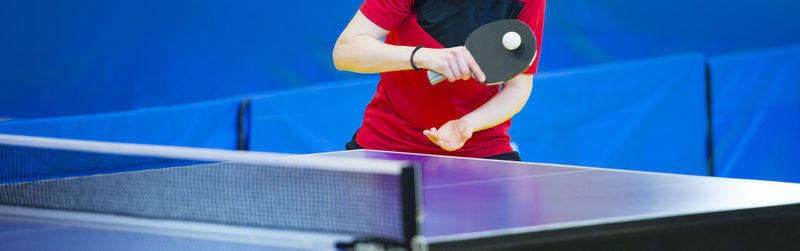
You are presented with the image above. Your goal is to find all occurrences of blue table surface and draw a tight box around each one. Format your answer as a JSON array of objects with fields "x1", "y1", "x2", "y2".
[{"x1": 313, "y1": 150, "x2": 800, "y2": 242}]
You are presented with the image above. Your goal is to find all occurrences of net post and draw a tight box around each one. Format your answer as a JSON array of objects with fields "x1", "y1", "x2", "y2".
[{"x1": 401, "y1": 164, "x2": 425, "y2": 251}]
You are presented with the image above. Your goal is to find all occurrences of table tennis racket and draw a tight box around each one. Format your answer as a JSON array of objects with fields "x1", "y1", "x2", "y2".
[{"x1": 428, "y1": 19, "x2": 537, "y2": 85}]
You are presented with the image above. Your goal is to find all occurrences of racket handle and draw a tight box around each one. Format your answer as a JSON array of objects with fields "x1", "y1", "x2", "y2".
[
  {"x1": 427, "y1": 71, "x2": 447, "y2": 85},
  {"x1": 428, "y1": 71, "x2": 480, "y2": 85}
]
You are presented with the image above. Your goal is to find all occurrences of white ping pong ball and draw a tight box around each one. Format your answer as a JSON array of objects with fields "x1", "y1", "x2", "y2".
[{"x1": 502, "y1": 31, "x2": 521, "y2": 50}]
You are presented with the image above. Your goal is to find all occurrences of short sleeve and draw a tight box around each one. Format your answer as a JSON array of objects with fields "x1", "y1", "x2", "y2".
[
  {"x1": 360, "y1": 0, "x2": 415, "y2": 31},
  {"x1": 518, "y1": 0, "x2": 546, "y2": 74}
]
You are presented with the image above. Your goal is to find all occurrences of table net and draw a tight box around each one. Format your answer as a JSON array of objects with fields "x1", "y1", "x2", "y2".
[{"x1": 0, "y1": 134, "x2": 420, "y2": 246}]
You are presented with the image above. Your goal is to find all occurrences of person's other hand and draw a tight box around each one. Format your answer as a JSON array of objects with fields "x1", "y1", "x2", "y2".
[
  {"x1": 415, "y1": 47, "x2": 486, "y2": 83},
  {"x1": 423, "y1": 119, "x2": 474, "y2": 151}
]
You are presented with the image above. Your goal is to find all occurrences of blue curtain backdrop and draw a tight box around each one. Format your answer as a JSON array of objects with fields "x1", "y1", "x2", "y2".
[{"x1": 2, "y1": 0, "x2": 798, "y2": 118}]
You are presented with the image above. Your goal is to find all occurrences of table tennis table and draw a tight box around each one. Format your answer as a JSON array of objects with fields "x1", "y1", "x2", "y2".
[{"x1": 2, "y1": 140, "x2": 800, "y2": 250}]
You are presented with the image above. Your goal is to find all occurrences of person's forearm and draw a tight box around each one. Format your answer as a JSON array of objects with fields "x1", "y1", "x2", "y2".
[
  {"x1": 461, "y1": 74, "x2": 533, "y2": 131},
  {"x1": 333, "y1": 36, "x2": 417, "y2": 73},
  {"x1": 333, "y1": 11, "x2": 484, "y2": 82},
  {"x1": 332, "y1": 12, "x2": 417, "y2": 73}
]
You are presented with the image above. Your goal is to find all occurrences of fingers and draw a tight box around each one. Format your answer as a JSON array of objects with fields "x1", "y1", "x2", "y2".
[
  {"x1": 462, "y1": 49, "x2": 485, "y2": 82},
  {"x1": 446, "y1": 56, "x2": 458, "y2": 82},
  {"x1": 455, "y1": 46, "x2": 474, "y2": 80},
  {"x1": 455, "y1": 53, "x2": 471, "y2": 81},
  {"x1": 423, "y1": 127, "x2": 438, "y2": 139},
  {"x1": 423, "y1": 125, "x2": 469, "y2": 151},
  {"x1": 424, "y1": 127, "x2": 450, "y2": 149},
  {"x1": 424, "y1": 128, "x2": 449, "y2": 150},
  {"x1": 430, "y1": 47, "x2": 479, "y2": 83}
]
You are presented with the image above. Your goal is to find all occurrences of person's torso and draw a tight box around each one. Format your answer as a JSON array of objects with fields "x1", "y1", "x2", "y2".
[{"x1": 357, "y1": 0, "x2": 542, "y2": 157}]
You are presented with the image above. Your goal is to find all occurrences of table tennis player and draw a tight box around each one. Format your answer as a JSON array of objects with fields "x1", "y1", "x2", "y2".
[{"x1": 333, "y1": 0, "x2": 545, "y2": 161}]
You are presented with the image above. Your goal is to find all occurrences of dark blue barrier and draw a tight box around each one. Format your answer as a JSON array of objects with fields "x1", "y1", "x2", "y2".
[
  {"x1": 0, "y1": 98, "x2": 244, "y2": 150},
  {"x1": 709, "y1": 45, "x2": 800, "y2": 183},
  {"x1": 249, "y1": 77, "x2": 379, "y2": 154},
  {"x1": 510, "y1": 53, "x2": 709, "y2": 175}
]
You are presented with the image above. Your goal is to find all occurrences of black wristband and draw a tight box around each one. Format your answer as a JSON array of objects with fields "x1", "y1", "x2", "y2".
[{"x1": 410, "y1": 45, "x2": 424, "y2": 71}]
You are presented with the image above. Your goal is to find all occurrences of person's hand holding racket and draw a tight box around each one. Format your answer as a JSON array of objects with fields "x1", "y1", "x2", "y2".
[
  {"x1": 413, "y1": 47, "x2": 487, "y2": 83},
  {"x1": 422, "y1": 19, "x2": 537, "y2": 85}
]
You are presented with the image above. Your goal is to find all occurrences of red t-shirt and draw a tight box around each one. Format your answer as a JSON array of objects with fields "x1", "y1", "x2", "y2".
[{"x1": 356, "y1": 0, "x2": 546, "y2": 157}]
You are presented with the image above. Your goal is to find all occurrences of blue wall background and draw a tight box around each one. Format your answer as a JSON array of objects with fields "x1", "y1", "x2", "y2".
[{"x1": 1, "y1": 0, "x2": 799, "y2": 118}]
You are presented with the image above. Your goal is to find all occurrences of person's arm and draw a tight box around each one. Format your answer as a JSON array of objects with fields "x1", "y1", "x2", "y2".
[
  {"x1": 333, "y1": 11, "x2": 485, "y2": 82},
  {"x1": 424, "y1": 74, "x2": 533, "y2": 151}
]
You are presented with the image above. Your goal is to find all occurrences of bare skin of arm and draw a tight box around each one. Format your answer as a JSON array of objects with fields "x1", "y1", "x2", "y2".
[
  {"x1": 333, "y1": 11, "x2": 533, "y2": 151},
  {"x1": 333, "y1": 11, "x2": 485, "y2": 82}
]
